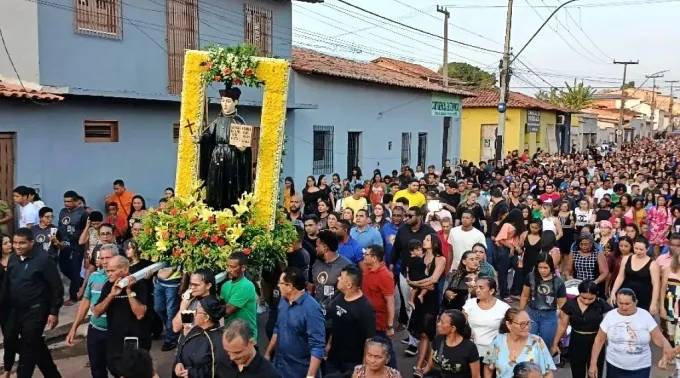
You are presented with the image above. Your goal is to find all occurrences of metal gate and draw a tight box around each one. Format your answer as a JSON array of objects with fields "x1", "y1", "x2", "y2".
[
  {"x1": 347, "y1": 132, "x2": 361, "y2": 179},
  {"x1": 0, "y1": 133, "x2": 15, "y2": 234}
]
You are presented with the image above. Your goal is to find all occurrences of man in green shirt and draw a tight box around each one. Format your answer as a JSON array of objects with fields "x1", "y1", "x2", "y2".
[{"x1": 220, "y1": 251, "x2": 258, "y2": 339}]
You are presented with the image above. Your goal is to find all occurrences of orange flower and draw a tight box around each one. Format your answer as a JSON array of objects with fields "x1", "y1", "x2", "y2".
[
  {"x1": 244, "y1": 69, "x2": 253, "y2": 77},
  {"x1": 219, "y1": 224, "x2": 227, "y2": 232},
  {"x1": 170, "y1": 208, "x2": 179, "y2": 216},
  {"x1": 214, "y1": 75, "x2": 222, "y2": 82},
  {"x1": 208, "y1": 216, "x2": 216, "y2": 224},
  {"x1": 189, "y1": 236, "x2": 198, "y2": 245},
  {"x1": 192, "y1": 217, "x2": 200, "y2": 223},
  {"x1": 172, "y1": 248, "x2": 182, "y2": 258},
  {"x1": 210, "y1": 235, "x2": 219, "y2": 243},
  {"x1": 217, "y1": 238, "x2": 226, "y2": 247},
  {"x1": 243, "y1": 247, "x2": 252, "y2": 255},
  {"x1": 178, "y1": 231, "x2": 186, "y2": 239},
  {"x1": 145, "y1": 228, "x2": 152, "y2": 235},
  {"x1": 162, "y1": 231, "x2": 170, "y2": 239},
  {"x1": 223, "y1": 68, "x2": 232, "y2": 75},
  {"x1": 233, "y1": 78, "x2": 242, "y2": 85},
  {"x1": 201, "y1": 232, "x2": 209, "y2": 239}
]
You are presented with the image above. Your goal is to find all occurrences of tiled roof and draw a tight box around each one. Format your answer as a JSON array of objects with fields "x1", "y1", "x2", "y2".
[
  {"x1": 291, "y1": 48, "x2": 474, "y2": 97},
  {"x1": 462, "y1": 88, "x2": 562, "y2": 111},
  {"x1": 581, "y1": 106, "x2": 637, "y2": 121},
  {"x1": 371, "y1": 57, "x2": 467, "y2": 86},
  {"x1": 0, "y1": 81, "x2": 63, "y2": 101}
]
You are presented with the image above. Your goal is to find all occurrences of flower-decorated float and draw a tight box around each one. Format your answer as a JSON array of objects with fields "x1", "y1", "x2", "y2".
[{"x1": 126, "y1": 44, "x2": 295, "y2": 285}]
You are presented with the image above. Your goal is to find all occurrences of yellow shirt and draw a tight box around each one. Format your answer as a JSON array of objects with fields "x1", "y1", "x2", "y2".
[
  {"x1": 393, "y1": 189, "x2": 427, "y2": 208},
  {"x1": 343, "y1": 196, "x2": 368, "y2": 215}
]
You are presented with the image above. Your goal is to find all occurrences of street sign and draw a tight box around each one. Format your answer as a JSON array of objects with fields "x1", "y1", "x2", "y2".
[
  {"x1": 497, "y1": 102, "x2": 506, "y2": 113},
  {"x1": 526, "y1": 110, "x2": 541, "y2": 132},
  {"x1": 431, "y1": 94, "x2": 461, "y2": 117}
]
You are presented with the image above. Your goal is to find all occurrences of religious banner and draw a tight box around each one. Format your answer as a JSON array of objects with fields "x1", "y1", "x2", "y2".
[
  {"x1": 431, "y1": 94, "x2": 461, "y2": 118},
  {"x1": 229, "y1": 124, "x2": 254, "y2": 149},
  {"x1": 526, "y1": 110, "x2": 541, "y2": 132}
]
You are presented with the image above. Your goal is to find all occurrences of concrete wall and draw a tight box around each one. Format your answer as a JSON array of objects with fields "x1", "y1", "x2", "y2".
[
  {"x1": 0, "y1": 0, "x2": 40, "y2": 85},
  {"x1": 0, "y1": 97, "x2": 262, "y2": 212},
  {"x1": 17, "y1": 0, "x2": 292, "y2": 104},
  {"x1": 289, "y1": 73, "x2": 461, "y2": 185}
]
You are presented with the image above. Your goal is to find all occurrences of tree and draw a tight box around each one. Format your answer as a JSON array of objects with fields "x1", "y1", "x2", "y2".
[
  {"x1": 534, "y1": 79, "x2": 595, "y2": 111},
  {"x1": 622, "y1": 81, "x2": 635, "y2": 89},
  {"x1": 440, "y1": 62, "x2": 497, "y2": 88}
]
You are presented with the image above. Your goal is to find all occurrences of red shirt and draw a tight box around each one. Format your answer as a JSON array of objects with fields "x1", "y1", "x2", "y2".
[
  {"x1": 539, "y1": 192, "x2": 560, "y2": 203},
  {"x1": 105, "y1": 215, "x2": 128, "y2": 238},
  {"x1": 362, "y1": 264, "x2": 395, "y2": 331},
  {"x1": 437, "y1": 230, "x2": 451, "y2": 260}
]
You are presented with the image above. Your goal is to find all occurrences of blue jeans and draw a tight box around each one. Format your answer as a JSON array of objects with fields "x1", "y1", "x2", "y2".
[
  {"x1": 495, "y1": 246, "x2": 511, "y2": 299},
  {"x1": 87, "y1": 325, "x2": 109, "y2": 378},
  {"x1": 154, "y1": 282, "x2": 180, "y2": 344},
  {"x1": 375, "y1": 330, "x2": 398, "y2": 369},
  {"x1": 606, "y1": 362, "x2": 650, "y2": 378},
  {"x1": 485, "y1": 237, "x2": 495, "y2": 266},
  {"x1": 527, "y1": 307, "x2": 558, "y2": 348},
  {"x1": 59, "y1": 247, "x2": 83, "y2": 301}
]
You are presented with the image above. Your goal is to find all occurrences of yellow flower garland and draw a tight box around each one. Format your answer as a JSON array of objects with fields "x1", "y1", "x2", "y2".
[{"x1": 175, "y1": 50, "x2": 290, "y2": 229}]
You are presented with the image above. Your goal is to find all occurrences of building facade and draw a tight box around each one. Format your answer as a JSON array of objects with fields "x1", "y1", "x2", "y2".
[{"x1": 0, "y1": 0, "x2": 318, "y2": 210}]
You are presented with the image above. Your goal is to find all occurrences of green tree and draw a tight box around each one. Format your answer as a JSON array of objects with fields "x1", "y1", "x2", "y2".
[
  {"x1": 622, "y1": 81, "x2": 635, "y2": 89},
  {"x1": 534, "y1": 80, "x2": 595, "y2": 111},
  {"x1": 440, "y1": 62, "x2": 497, "y2": 88}
]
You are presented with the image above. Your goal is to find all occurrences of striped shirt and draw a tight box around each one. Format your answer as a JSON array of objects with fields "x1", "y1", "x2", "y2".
[{"x1": 84, "y1": 269, "x2": 108, "y2": 330}]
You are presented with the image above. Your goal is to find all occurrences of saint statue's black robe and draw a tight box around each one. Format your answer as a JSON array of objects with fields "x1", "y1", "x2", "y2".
[{"x1": 198, "y1": 112, "x2": 253, "y2": 210}]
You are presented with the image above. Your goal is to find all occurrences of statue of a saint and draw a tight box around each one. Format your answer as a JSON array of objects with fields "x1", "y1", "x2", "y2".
[{"x1": 193, "y1": 85, "x2": 253, "y2": 210}]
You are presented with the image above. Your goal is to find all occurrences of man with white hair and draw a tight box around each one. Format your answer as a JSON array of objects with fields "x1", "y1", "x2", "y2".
[
  {"x1": 93, "y1": 255, "x2": 150, "y2": 378},
  {"x1": 66, "y1": 243, "x2": 118, "y2": 378}
]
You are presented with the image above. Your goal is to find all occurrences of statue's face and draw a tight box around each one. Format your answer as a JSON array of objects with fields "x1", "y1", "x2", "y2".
[{"x1": 220, "y1": 97, "x2": 237, "y2": 114}]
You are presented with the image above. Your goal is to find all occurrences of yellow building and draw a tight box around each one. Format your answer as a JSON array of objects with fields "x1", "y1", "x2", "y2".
[{"x1": 460, "y1": 89, "x2": 561, "y2": 163}]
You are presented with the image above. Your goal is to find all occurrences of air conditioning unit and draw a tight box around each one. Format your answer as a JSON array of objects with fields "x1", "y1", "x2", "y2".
[{"x1": 557, "y1": 115, "x2": 566, "y2": 125}]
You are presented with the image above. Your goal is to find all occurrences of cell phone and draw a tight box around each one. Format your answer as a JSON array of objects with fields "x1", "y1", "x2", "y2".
[{"x1": 124, "y1": 337, "x2": 139, "y2": 350}]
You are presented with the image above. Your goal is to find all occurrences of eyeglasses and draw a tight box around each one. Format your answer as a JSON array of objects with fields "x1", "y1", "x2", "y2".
[
  {"x1": 277, "y1": 281, "x2": 292, "y2": 287},
  {"x1": 513, "y1": 321, "x2": 532, "y2": 328}
]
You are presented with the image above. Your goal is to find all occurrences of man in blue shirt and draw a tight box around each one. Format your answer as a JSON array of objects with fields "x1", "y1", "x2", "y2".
[
  {"x1": 350, "y1": 209, "x2": 383, "y2": 248},
  {"x1": 264, "y1": 267, "x2": 325, "y2": 378},
  {"x1": 381, "y1": 206, "x2": 405, "y2": 276},
  {"x1": 334, "y1": 220, "x2": 364, "y2": 269}
]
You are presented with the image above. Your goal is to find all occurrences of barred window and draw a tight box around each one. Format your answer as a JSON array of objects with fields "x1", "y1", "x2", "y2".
[
  {"x1": 74, "y1": 0, "x2": 122, "y2": 39},
  {"x1": 167, "y1": 0, "x2": 199, "y2": 94},
  {"x1": 244, "y1": 4, "x2": 273, "y2": 56},
  {"x1": 84, "y1": 120, "x2": 119, "y2": 143},
  {"x1": 417, "y1": 132, "x2": 428, "y2": 168},
  {"x1": 313, "y1": 126, "x2": 334, "y2": 174},
  {"x1": 401, "y1": 132, "x2": 412, "y2": 167}
]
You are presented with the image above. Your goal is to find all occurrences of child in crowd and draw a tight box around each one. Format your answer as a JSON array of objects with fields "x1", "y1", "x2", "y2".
[{"x1": 407, "y1": 239, "x2": 428, "y2": 309}]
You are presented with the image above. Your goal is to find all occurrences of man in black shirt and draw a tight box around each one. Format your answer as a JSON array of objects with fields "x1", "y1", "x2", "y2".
[
  {"x1": 31, "y1": 206, "x2": 61, "y2": 264},
  {"x1": 303, "y1": 216, "x2": 319, "y2": 281},
  {"x1": 93, "y1": 255, "x2": 150, "y2": 378},
  {"x1": 4, "y1": 228, "x2": 63, "y2": 378},
  {"x1": 439, "y1": 181, "x2": 461, "y2": 214},
  {"x1": 326, "y1": 266, "x2": 376, "y2": 375},
  {"x1": 222, "y1": 319, "x2": 279, "y2": 378}
]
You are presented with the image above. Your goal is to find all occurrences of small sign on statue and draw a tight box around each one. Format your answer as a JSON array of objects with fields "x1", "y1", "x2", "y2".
[{"x1": 229, "y1": 124, "x2": 253, "y2": 149}]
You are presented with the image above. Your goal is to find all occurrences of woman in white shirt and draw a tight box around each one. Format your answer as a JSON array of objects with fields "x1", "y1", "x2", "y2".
[
  {"x1": 463, "y1": 276, "x2": 510, "y2": 368},
  {"x1": 589, "y1": 288, "x2": 674, "y2": 378}
]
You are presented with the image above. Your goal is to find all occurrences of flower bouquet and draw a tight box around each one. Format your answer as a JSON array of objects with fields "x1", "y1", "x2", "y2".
[
  {"x1": 136, "y1": 183, "x2": 296, "y2": 274},
  {"x1": 200, "y1": 43, "x2": 264, "y2": 88}
]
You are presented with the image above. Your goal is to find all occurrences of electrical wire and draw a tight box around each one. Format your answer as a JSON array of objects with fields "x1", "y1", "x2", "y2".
[
  {"x1": 439, "y1": 0, "x2": 680, "y2": 8},
  {"x1": 561, "y1": 4, "x2": 614, "y2": 61}
]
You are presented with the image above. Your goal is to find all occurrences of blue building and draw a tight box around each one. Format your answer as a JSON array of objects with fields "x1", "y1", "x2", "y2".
[
  {"x1": 0, "y1": 0, "x2": 319, "y2": 210},
  {"x1": 0, "y1": 0, "x2": 471, "y2": 213}
]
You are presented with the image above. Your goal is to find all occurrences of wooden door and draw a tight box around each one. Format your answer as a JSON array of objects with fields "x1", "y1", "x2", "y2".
[
  {"x1": 0, "y1": 133, "x2": 15, "y2": 234},
  {"x1": 481, "y1": 125, "x2": 497, "y2": 161}
]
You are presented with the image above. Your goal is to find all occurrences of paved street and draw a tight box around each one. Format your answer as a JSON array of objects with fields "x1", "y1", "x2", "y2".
[{"x1": 29, "y1": 316, "x2": 671, "y2": 378}]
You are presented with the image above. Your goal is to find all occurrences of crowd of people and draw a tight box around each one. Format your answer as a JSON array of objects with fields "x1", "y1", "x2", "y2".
[{"x1": 1, "y1": 136, "x2": 680, "y2": 377}]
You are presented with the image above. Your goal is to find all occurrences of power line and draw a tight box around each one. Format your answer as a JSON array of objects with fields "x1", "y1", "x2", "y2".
[
  {"x1": 334, "y1": 0, "x2": 504, "y2": 54},
  {"x1": 439, "y1": 0, "x2": 680, "y2": 8},
  {"x1": 561, "y1": 4, "x2": 614, "y2": 61},
  {"x1": 0, "y1": 23, "x2": 26, "y2": 91}
]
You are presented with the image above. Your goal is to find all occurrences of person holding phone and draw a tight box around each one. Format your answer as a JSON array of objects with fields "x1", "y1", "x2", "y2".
[
  {"x1": 171, "y1": 269, "x2": 216, "y2": 337},
  {"x1": 93, "y1": 255, "x2": 150, "y2": 378}
]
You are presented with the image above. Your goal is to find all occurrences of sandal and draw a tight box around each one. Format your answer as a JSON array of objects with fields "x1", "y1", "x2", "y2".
[{"x1": 413, "y1": 367, "x2": 424, "y2": 378}]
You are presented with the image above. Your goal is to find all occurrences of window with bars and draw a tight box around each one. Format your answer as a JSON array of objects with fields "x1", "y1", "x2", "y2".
[
  {"x1": 74, "y1": 0, "x2": 122, "y2": 39},
  {"x1": 401, "y1": 132, "x2": 411, "y2": 167},
  {"x1": 173, "y1": 122, "x2": 180, "y2": 143},
  {"x1": 417, "y1": 132, "x2": 428, "y2": 168},
  {"x1": 347, "y1": 132, "x2": 361, "y2": 180},
  {"x1": 312, "y1": 126, "x2": 334, "y2": 174},
  {"x1": 167, "y1": 0, "x2": 199, "y2": 94},
  {"x1": 84, "y1": 120, "x2": 119, "y2": 143},
  {"x1": 244, "y1": 4, "x2": 273, "y2": 57}
]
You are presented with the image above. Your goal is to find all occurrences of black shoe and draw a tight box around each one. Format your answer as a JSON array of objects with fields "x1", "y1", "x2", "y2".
[
  {"x1": 405, "y1": 345, "x2": 418, "y2": 357},
  {"x1": 161, "y1": 342, "x2": 177, "y2": 351},
  {"x1": 401, "y1": 336, "x2": 410, "y2": 345}
]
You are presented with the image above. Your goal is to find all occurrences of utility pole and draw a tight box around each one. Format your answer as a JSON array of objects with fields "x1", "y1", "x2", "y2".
[
  {"x1": 667, "y1": 80, "x2": 679, "y2": 131},
  {"x1": 647, "y1": 73, "x2": 664, "y2": 135},
  {"x1": 614, "y1": 60, "x2": 639, "y2": 143},
  {"x1": 437, "y1": 5, "x2": 451, "y2": 166},
  {"x1": 496, "y1": 0, "x2": 514, "y2": 162}
]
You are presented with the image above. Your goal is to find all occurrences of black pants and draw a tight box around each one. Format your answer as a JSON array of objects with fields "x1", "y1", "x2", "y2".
[
  {"x1": 569, "y1": 332, "x2": 604, "y2": 378},
  {"x1": 5, "y1": 306, "x2": 61, "y2": 378},
  {"x1": 0, "y1": 312, "x2": 16, "y2": 372},
  {"x1": 87, "y1": 325, "x2": 110, "y2": 378}
]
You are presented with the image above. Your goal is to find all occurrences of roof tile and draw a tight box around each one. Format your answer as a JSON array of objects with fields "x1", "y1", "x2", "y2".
[
  {"x1": 0, "y1": 82, "x2": 63, "y2": 101},
  {"x1": 462, "y1": 88, "x2": 561, "y2": 111},
  {"x1": 291, "y1": 48, "x2": 474, "y2": 97}
]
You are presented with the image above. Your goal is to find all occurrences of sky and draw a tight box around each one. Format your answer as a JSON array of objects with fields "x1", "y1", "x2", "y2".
[{"x1": 292, "y1": 0, "x2": 680, "y2": 97}]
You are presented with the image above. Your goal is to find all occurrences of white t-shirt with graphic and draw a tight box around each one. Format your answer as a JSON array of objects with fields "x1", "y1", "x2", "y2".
[
  {"x1": 19, "y1": 203, "x2": 39, "y2": 228},
  {"x1": 599, "y1": 308, "x2": 657, "y2": 370}
]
